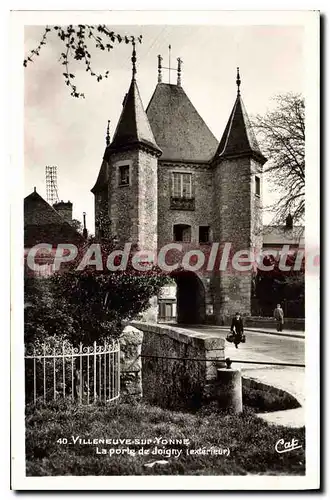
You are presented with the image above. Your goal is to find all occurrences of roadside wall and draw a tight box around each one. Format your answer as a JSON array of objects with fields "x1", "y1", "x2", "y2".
[{"x1": 130, "y1": 321, "x2": 225, "y2": 410}]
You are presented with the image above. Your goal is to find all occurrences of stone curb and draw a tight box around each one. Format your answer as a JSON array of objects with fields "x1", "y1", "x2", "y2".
[
  {"x1": 177, "y1": 324, "x2": 305, "y2": 340},
  {"x1": 244, "y1": 328, "x2": 305, "y2": 340}
]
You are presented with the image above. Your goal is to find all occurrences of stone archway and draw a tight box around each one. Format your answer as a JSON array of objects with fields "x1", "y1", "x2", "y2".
[{"x1": 171, "y1": 270, "x2": 206, "y2": 324}]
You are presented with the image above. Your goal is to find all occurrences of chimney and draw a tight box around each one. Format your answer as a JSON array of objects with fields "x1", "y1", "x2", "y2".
[{"x1": 53, "y1": 200, "x2": 73, "y2": 224}]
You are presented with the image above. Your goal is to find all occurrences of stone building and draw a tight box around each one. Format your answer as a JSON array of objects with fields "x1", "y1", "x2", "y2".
[
  {"x1": 91, "y1": 48, "x2": 299, "y2": 325},
  {"x1": 24, "y1": 189, "x2": 84, "y2": 276}
]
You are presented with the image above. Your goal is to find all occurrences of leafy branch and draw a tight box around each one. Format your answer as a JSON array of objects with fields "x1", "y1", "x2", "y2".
[
  {"x1": 24, "y1": 26, "x2": 51, "y2": 66},
  {"x1": 252, "y1": 93, "x2": 305, "y2": 224},
  {"x1": 24, "y1": 25, "x2": 143, "y2": 98}
]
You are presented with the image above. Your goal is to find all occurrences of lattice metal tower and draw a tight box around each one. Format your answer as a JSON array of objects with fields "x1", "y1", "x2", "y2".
[{"x1": 45, "y1": 165, "x2": 60, "y2": 206}]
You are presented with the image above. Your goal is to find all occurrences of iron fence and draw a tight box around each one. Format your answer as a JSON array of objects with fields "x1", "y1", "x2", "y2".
[{"x1": 25, "y1": 340, "x2": 120, "y2": 405}]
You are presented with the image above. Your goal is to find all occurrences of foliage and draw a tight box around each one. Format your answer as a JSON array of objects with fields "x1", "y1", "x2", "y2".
[
  {"x1": 252, "y1": 93, "x2": 305, "y2": 223},
  {"x1": 95, "y1": 205, "x2": 111, "y2": 240},
  {"x1": 24, "y1": 276, "x2": 75, "y2": 345},
  {"x1": 24, "y1": 25, "x2": 142, "y2": 98},
  {"x1": 254, "y1": 251, "x2": 305, "y2": 316},
  {"x1": 25, "y1": 238, "x2": 170, "y2": 347},
  {"x1": 25, "y1": 400, "x2": 305, "y2": 476},
  {"x1": 70, "y1": 219, "x2": 83, "y2": 233}
]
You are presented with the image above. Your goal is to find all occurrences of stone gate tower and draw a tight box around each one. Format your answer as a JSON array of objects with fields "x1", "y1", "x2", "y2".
[
  {"x1": 92, "y1": 43, "x2": 162, "y2": 252},
  {"x1": 211, "y1": 69, "x2": 267, "y2": 321},
  {"x1": 92, "y1": 49, "x2": 267, "y2": 324}
]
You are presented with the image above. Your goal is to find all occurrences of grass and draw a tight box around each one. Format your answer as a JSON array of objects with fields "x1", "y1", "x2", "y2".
[{"x1": 26, "y1": 399, "x2": 305, "y2": 476}]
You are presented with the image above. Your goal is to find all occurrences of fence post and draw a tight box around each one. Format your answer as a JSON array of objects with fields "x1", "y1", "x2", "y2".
[
  {"x1": 79, "y1": 342, "x2": 83, "y2": 404},
  {"x1": 33, "y1": 346, "x2": 36, "y2": 405},
  {"x1": 87, "y1": 346, "x2": 90, "y2": 405},
  {"x1": 117, "y1": 341, "x2": 120, "y2": 398},
  {"x1": 104, "y1": 341, "x2": 106, "y2": 402},
  {"x1": 53, "y1": 348, "x2": 56, "y2": 400},
  {"x1": 43, "y1": 344, "x2": 46, "y2": 402},
  {"x1": 71, "y1": 347, "x2": 74, "y2": 401},
  {"x1": 94, "y1": 341, "x2": 97, "y2": 402},
  {"x1": 62, "y1": 342, "x2": 66, "y2": 398}
]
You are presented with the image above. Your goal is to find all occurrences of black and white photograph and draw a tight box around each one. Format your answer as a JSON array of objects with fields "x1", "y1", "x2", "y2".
[{"x1": 10, "y1": 9, "x2": 319, "y2": 490}]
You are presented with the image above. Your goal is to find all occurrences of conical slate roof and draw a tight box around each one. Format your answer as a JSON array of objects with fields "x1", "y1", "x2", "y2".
[
  {"x1": 214, "y1": 94, "x2": 267, "y2": 164},
  {"x1": 146, "y1": 83, "x2": 218, "y2": 163},
  {"x1": 109, "y1": 78, "x2": 161, "y2": 154},
  {"x1": 91, "y1": 157, "x2": 108, "y2": 194}
]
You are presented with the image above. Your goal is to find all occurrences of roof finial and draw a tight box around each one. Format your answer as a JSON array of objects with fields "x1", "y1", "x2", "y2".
[
  {"x1": 131, "y1": 40, "x2": 137, "y2": 80},
  {"x1": 236, "y1": 67, "x2": 241, "y2": 95},
  {"x1": 106, "y1": 120, "x2": 110, "y2": 146},
  {"x1": 177, "y1": 57, "x2": 182, "y2": 86},
  {"x1": 158, "y1": 54, "x2": 163, "y2": 83}
]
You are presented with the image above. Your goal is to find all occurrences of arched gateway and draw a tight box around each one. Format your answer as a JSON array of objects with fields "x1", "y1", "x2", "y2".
[{"x1": 171, "y1": 271, "x2": 206, "y2": 324}]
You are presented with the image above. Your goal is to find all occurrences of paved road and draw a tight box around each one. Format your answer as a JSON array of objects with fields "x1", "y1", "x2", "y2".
[
  {"x1": 180, "y1": 325, "x2": 306, "y2": 427},
  {"x1": 179, "y1": 325, "x2": 305, "y2": 366}
]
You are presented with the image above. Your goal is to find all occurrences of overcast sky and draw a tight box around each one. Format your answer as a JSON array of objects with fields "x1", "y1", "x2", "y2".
[{"x1": 24, "y1": 24, "x2": 304, "y2": 232}]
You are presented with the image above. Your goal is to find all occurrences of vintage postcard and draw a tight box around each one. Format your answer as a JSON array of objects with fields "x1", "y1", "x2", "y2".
[{"x1": 10, "y1": 9, "x2": 320, "y2": 490}]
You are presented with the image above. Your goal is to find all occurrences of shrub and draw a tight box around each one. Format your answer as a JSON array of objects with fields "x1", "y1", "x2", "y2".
[{"x1": 25, "y1": 238, "x2": 170, "y2": 346}]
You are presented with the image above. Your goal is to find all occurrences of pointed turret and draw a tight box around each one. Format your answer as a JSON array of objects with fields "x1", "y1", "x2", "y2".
[
  {"x1": 102, "y1": 42, "x2": 160, "y2": 251},
  {"x1": 109, "y1": 43, "x2": 161, "y2": 156},
  {"x1": 214, "y1": 68, "x2": 267, "y2": 165},
  {"x1": 109, "y1": 78, "x2": 162, "y2": 156},
  {"x1": 212, "y1": 69, "x2": 266, "y2": 322}
]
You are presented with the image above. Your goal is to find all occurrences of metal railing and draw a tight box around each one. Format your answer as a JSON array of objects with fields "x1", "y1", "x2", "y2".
[
  {"x1": 25, "y1": 340, "x2": 120, "y2": 405},
  {"x1": 139, "y1": 354, "x2": 305, "y2": 369},
  {"x1": 224, "y1": 357, "x2": 305, "y2": 369}
]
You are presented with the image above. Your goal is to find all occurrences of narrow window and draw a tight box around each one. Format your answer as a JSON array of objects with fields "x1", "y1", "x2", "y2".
[
  {"x1": 199, "y1": 226, "x2": 210, "y2": 243},
  {"x1": 119, "y1": 165, "x2": 130, "y2": 186},
  {"x1": 181, "y1": 173, "x2": 192, "y2": 198},
  {"x1": 255, "y1": 176, "x2": 261, "y2": 196},
  {"x1": 173, "y1": 224, "x2": 191, "y2": 242},
  {"x1": 172, "y1": 173, "x2": 192, "y2": 198}
]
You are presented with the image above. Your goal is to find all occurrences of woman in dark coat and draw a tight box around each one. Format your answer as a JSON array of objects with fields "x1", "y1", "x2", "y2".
[{"x1": 231, "y1": 312, "x2": 244, "y2": 348}]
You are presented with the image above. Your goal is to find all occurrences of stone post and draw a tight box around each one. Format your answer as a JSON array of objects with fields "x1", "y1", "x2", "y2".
[
  {"x1": 216, "y1": 368, "x2": 243, "y2": 413},
  {"x1": 119, "y1": 325, "x2": 143, "y2": 398}
]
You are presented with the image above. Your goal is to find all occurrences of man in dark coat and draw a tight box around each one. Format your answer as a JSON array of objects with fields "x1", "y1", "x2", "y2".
[{"x1": 231, "y1": 312, "x2": 244, "y2": 348}]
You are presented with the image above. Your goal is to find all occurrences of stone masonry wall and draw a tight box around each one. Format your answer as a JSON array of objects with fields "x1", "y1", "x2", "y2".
[
  {"x1": 131, "y1": 321, "x2": 225, "y2": 410},
  {"x1": 137, "y1": 150, "x2": 158, "y2": 252},
  {"x1": 157, "y1": 162, "x2": 213, "y2": 249},
  {"x1": 108, "y1": 150, "x2": 139, "y2": 244},
  {"x1": 250, "y1": 159, "x2": 264, "y2": 254},
  {"x1": 212, "y1": 156, "x2": 261, "y2": 322},
  {"x1": 108, "y1": 149, "x2": 158, "y2": 251}
]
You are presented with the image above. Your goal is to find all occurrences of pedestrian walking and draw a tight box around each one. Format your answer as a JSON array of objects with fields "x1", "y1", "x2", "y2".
[
  {"x1": 230, "y1": 312, "x2": 244, "y2": 349},
  {"x1": 273, "y1": 303, "x2": 284, "y2": 332}
]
